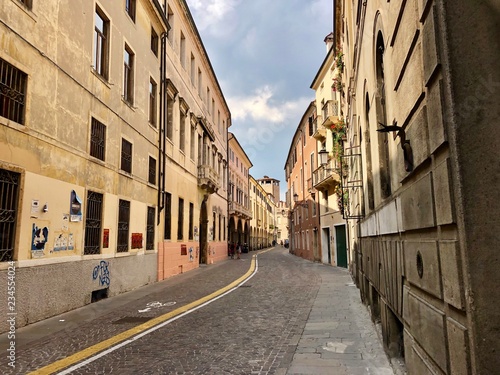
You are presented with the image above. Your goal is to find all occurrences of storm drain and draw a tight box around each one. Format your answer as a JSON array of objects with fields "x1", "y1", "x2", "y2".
[
  {"x1": 113, "y1": 316, "x2": 152, "y2": 324},
  {"x1": 239, "y1": 285, "x2": 252, "y2": 288}
]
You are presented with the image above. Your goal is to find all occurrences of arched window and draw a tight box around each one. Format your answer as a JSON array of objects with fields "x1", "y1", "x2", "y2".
[
  {"x1": 364, "y1": 93, "x2": 375, "y2": 211},
  {"x1": 375, "y1": 31, "x2": 391, "y2": 198}
]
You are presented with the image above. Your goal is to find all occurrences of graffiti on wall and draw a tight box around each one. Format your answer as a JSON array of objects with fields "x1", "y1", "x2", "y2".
[
  {"x1": 189, "y1": 247, "x2": 194, "y2": 262},
  {"x1": 31, "y1": 223, "x2": 49, "y2": 257},
  {"x1": 92, "y1": 260, "x2": 110, "y2": 287}
]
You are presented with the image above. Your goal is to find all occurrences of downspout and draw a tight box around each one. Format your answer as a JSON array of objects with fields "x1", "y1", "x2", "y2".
[{"x1": 157, "y1": 32, "x2": 167, "y2": 224}]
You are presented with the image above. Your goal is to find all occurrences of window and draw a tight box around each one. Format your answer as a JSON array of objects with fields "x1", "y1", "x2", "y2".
[
  {"x1": 146, "y1": 207, "x2": 155, "y2": 250},
  {"x1": 149, "y1": 78, "x2": 157, "y2": 126},
  {"x1": 19, "y1": 0, "x2": 32, "y2": 9},
  {"x1": 125, "y1": 0, "x2": 136, "y2": 21},
  {"x1": 123, "y1": 45, "x2": 134, "y2": 104},
  {"x1": 84, "y1": 191, "x2": 103, "y2": 255},
  {"x1": 148, "y1": 156, "x2": 156, "y2": 185},
  {"x1": 167, "y1": 7, "x2": 174, "y2": 43},
  {"x1": 166, "y1": 92, "x2": 174, "y2": 140},
  {"x1": 190, "y1": 126, "x2": 195, "y2": 160},
  {"x1": 180, "y1": 108, "x2": 186, "y2": 152},
  {"x1": 213, "y1": 212, "x2": 216, "y2": 241},
  {"x1": 90, "y1": 118, "x2": 106, "y2": 161},
  {"x1": 93, "y1": 7, "x2": 109, "y2": 79},
  {"x1": 177, "y1": 198, "x2": 184, "y2": 240},
  {"x1": 117, "y1": 200, "x2": 130, "y2": 252},
  {"x1": 0, "y1": 169, "x2": 20, "y2": 262},
  {"x1": 121, "y1": 138, "x2": 132, "y2": 173},
  {"x1": 0, "y1": 58, "x2": 27, "y2": 124},
  {"x1": 164, "y1": 192, "x2": 171, "y2": 240},
  {"x1": 188, "y1": 202, "x2": 194, "y2": 240},
  {"x1": 151, "y1": 27, "x2": 159, "y2": 57},
  {"x1": 197, "y1": 69, "x2": 202, "y2": 97},
  {"x1": 180, "y1": 32, "x2": 186, "y2": 68},
  {"x1": 190, "y1": 54, "x2": 195, "y2": 85},
  {"x1": 206, "y1": 88, "x2": 210, "y2": 109}
]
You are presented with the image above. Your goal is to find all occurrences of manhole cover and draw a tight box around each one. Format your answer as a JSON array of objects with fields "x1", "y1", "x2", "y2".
[{"x1": 113, "y1": 316, "x2": 152, "y2": 324}]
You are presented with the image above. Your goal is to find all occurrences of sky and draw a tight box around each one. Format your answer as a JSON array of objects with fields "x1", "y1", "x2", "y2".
[{"x1": 185, "y1": 0, "x2": 334, "y2": 201}]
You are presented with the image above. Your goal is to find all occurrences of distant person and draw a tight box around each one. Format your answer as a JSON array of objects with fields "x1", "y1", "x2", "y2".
[{"x1": 237, "y1": 243, "x2": 242, "y2": 259}]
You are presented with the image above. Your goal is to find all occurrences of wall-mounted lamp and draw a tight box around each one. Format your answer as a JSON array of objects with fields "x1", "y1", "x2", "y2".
[
  {"x1": 293, "y1": 193, "x2": 308, "y2": 208},
  {"x1": 318, "y1": 148, "x2": 336, "y2": 172}
]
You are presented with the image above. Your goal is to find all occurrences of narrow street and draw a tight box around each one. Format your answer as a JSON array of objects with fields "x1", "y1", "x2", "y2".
[{"x1": 1, "y1": 248, "x2": 394, "y2": 375}]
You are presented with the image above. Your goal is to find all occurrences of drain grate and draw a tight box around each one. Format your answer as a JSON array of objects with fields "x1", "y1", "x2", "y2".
[
  {"x1": 239, "y1": 285, "x2": 252, "y2": 288},
  {"x1": 113, "y1": 316, "x2": 152, "y2": 324}
]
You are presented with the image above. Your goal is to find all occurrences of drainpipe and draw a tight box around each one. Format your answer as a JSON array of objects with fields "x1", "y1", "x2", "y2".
[{"x1": 157, "y1": 32, "x2": 167, "y2": 224}]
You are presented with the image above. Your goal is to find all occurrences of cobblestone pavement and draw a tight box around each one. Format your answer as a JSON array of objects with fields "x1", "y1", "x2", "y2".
[{"x1": 0, "y1": 247, "x2": 396, "y2": 374}]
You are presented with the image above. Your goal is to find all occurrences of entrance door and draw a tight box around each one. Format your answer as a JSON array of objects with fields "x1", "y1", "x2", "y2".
[
  {"x1": 199, "y1": 199, "x2": 208, "y2": 264},
  {"x1": 335, "y1": 225, "x2": 347, "y2": 268},
  {"x1": 322, "y1": 227, "x2": 331, "y2": 264}
]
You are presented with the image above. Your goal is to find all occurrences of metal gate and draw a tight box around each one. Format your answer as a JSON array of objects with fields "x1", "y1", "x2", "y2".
[{"x1": 0, "y1": 169, "x2": 20, "y2": 262}]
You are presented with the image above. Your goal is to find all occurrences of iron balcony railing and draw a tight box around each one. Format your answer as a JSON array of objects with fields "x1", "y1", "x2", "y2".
[
  {"x1": 312, "y1": 159, "x2": 340, "y2": 188},
  {"x1": 321, "y1": 100, "x2": 339, "y2": 128}
]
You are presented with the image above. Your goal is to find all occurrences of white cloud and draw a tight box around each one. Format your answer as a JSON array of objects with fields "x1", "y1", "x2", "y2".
[
  {"x1": 186, "y1": 0, "x2": 240, "y2": 34},
  {"x1": 228, "y1": 86, "x2": 309, "y2": 124}
]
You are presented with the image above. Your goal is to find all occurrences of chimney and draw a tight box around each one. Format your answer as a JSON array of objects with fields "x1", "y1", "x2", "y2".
[{"x1": 324, "y1": 32, "x2": 334, "y2": 54}]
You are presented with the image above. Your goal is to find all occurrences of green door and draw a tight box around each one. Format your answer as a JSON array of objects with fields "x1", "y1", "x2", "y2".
[{"x1": 335, "y1": 225, "x2": 348, "y2": 268}]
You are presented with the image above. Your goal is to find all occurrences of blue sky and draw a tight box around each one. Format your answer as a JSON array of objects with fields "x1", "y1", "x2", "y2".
[{"x1": 186, "y1": 0, "x2": 334, "y2": 201}]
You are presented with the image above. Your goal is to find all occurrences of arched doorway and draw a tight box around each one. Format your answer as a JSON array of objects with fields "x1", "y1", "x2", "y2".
[{"x1": 199, "y1": 196, "x2": 208, "y2": 264}]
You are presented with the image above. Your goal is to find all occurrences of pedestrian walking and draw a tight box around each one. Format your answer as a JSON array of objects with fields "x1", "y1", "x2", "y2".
[{"x1": 237, "y1": 243, "x2": 242, "y2": 259}]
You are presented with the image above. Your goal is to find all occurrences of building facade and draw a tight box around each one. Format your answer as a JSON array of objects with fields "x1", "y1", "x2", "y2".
[
  {"x1": 309, "y1": 35, "x2": 349, "y2": 268},
  {"x1": 0, "y1": 0, "x2": 168, "y2": 332},
  {"x1": 228, "y1": 132, "x2": 252, "y2": 247},
  {"x1": 284, "y1": 102, "x2": 322, "y2": 262},
  {"x1": 339, "y1": 0, "x2": 500, "y2": 374},
  {"x1": 0, "y1": 0, "x2": 230, "y2": 333},
  {"x1": 249, "y1": 176, "x2": 275, "y2": 250},
  {"x1": 157, "y1": 0, "x2": 230, "y2": 278}
]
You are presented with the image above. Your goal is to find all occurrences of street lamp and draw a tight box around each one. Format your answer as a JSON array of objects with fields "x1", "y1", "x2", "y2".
[
  {"x1": 293, "y1": 193, "x2": 308, "y2": 208},
  {"x1": 318, "y1": 148, "x2": 337, "y2": 172}
]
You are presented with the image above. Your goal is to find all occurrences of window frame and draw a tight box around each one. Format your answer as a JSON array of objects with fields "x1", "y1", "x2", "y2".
[
  {"x1": 121, "y1": 138, "x2": 133, "y2": 174},
  {"x1": 125, "y1": 0, "x2": 136, "y2": 22},
  {"x1": 90, "y1": 118, "x2": 106, "y2": 161},
  {"x1": 94, "y1": 6, "x2": 109, "y2": 79},
  {"x1": 123, "y1": 44, "x2": 135, "y2": 104},
  {"x1": 117, "y1": 199, "x2": 130, "y2": 252},
  {"x1": 0, "y1": 58, "x2": 27, "y2": 125}
]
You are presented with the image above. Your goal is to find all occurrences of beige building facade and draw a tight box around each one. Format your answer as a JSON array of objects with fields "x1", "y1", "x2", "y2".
[
  {"x1": 339, "y1": 0, "x2": 500, "y2": 374},
  {"x1": 309, "y1": 37, "x2": 348, "y2": 267},
  {"x1": 157, "y1": 0, "x2": 230, "y2": 278},
  {"x1": 249, "y1": 176, "x2": 275, "y2": 250},
  {"x1": 0, "y1": 0, "x2": 168, "y2": 332},
  {"x1": 228, "y1": 132, "x2": 252, "y2": 247},
  {"x1": 0, "y1": 0, "x2": 230, "y2": 333}
]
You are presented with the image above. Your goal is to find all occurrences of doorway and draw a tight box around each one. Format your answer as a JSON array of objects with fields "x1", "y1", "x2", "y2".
[
  {"x1": 335, "y1": 225, "x2": 347, "y2": 268},
  {"x1": 322, "y1": 227, "x2": 331, "y2": 264}
]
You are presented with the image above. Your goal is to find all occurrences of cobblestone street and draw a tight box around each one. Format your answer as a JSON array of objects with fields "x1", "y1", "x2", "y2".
[{"x1": 1, "y1": 248, "x2": 395, "y2": 374}]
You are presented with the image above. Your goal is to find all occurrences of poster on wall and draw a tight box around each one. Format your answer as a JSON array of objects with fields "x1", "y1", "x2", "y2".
[
  {"x1": 31, "y1": 223, "x2": 49, "y2": 257},
  {"x1": 70, "y1": 190, "x2": 82, "y2": 222}
]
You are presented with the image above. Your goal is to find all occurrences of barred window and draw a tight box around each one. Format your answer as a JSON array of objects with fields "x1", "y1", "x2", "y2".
[
  {"x1": 188, "y1": 202, "x2": 194, "y2": 240},
  {"x1": 177, "y1": 198, "x2": 184, "y2": 240},
  {"x1": 0, "y1": 169, "x2": 20, "y2": 262},
  {"x1": 117, "y1": 199, "x2": 130, "y2": 252},
  {"x1": 164, "y1": 193, "x2": 171, "y2": 240},
  {"x1": 121, "y1": 138, "x2": 132, "y2": 173},
  {"x1": 90, "y1": 118, "x2": 106, "y2": 161},
  {"x1": 146, "y1": 206, "x2": 155, "y2": 250},
  {"x1": 148, "y1": 156, "x2": 156, "y2": 185},
  {"x1": 84, "y1": 191, "x2": 103, "y2": 255},
  {"x1": 0, "y1": 58, "x2": 27, "y2": 125}
]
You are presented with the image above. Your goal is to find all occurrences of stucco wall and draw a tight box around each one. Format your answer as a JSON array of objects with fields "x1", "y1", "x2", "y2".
[{"x1": 0, "y1": 253, "x2": 156, "y2": 333}]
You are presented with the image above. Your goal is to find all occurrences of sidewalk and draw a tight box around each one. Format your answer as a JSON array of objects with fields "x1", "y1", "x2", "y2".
[{"x1": 286, "y1": 263, "x2": 397, "y2": 375}]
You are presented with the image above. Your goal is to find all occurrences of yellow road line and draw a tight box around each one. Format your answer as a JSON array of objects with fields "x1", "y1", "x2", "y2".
[{"x1": 29, "y1": 255, "x2": 257, "y2": 375}]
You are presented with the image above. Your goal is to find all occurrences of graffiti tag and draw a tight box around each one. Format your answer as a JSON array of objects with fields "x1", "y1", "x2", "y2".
[{"x1": 92, "y1": 260, "x2": 110, "y2": 287}]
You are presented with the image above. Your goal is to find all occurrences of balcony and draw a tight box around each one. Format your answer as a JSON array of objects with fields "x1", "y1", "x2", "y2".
[
  {"x1": 321, "y1": 100, "x2": 339, "y2": 128},
  {"x1": 311, "y1": 115, "x2": 326, "y2": 141},
  {"x1": 229, "y1": 201, "x2": 252, "y2": 220},
  {"x1": 198, "y1": 164, "x2": 220, "y2": 194},
  {"x1": 312, "y1": 159, "x2": 340, "y2": 189}
]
